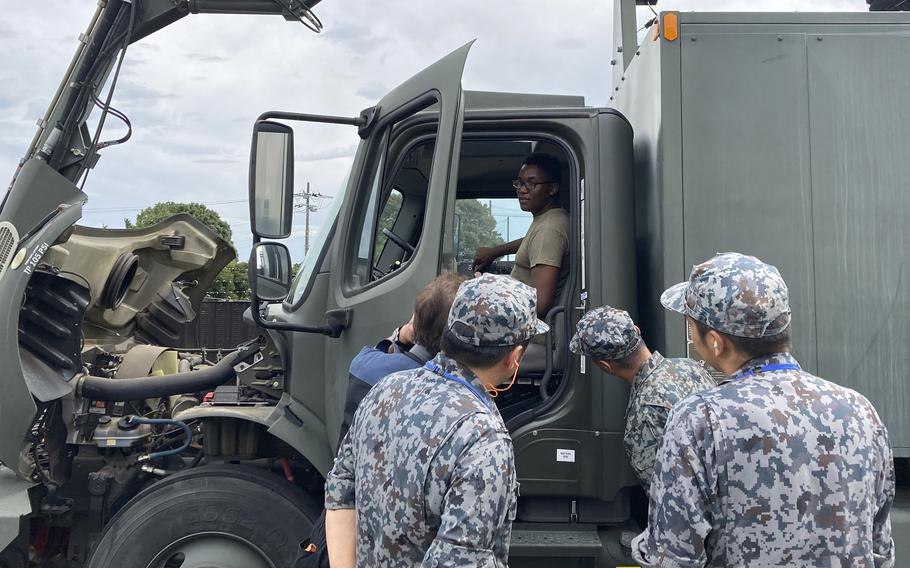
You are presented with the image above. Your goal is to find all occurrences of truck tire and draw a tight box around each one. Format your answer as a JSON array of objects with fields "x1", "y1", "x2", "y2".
[{"x1": 87, "y1": 464, "x2": 320, "y2": 568}]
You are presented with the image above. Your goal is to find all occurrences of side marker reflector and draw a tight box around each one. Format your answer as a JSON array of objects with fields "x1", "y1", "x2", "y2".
[{"x1": 663, "y1": 12, "x2": 679, "y2": 42}]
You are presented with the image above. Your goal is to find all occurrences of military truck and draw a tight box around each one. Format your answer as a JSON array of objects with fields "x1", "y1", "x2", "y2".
[{"x1": 1, "y1": 0, "x2": 908, "y2": 566}]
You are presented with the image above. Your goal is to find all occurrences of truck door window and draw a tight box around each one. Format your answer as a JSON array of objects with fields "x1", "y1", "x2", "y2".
[
  {"x1": 351, "y1": 149, "x2": 387, "y2": 287},
  {"x1": 347, "y1": 105, "x2": 439, "y2": 290},
  {"x1": 374, "y1": 189, "x2": 404, "y2": 261}
]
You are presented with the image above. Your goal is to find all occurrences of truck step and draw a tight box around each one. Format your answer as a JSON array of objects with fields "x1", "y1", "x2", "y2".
[{"x1": 509, "y1": 523, "x2": 603, "y2": 557}]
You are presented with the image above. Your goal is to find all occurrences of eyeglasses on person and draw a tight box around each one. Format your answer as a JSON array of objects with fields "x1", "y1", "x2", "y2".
[{"x1": 512, "y1": 178, "x2": 556, "y2": 191}]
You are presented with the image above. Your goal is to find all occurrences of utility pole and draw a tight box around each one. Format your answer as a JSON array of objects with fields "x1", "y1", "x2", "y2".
[{"x1": 293, "y1": 182, "x2": 328, "y2": 254}]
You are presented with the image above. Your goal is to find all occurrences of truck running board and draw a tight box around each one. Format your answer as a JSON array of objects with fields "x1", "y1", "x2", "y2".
[{"x1": 509, "y1": 523, "x2": 603, "y2": 558}]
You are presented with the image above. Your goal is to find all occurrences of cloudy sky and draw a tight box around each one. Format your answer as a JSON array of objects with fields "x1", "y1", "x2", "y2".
[{"x1": 1, "y1": 0, "x2": 865, "y2": 262}]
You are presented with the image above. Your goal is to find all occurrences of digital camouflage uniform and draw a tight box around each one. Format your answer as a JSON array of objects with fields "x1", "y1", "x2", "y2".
[
  {"x1": 324, "y1": 274, "x2": 548, "y2": 568},
  {"x1": 632, "y1": 253, "x2": 895, "y2": 567},
  {"x1": 623, "y1": 352, "x2": 715, "y2": 489},
  {"x1": 570, "y1": 307, "x2": 715, "y2": 488}
]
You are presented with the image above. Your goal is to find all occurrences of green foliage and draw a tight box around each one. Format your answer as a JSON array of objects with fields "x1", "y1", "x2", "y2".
[
  {"x1": 125, "y1": 202, "x2": 247, "y2": 299},
  {"x1": 125, "y1": 201, "x2": 233, "y2": 245},
  {"x1": 206, "y1": 260, "x2": 251, "y2": 300},
  {"x1": 454, "y1": 199, "x2": 504, "y2": 262}
]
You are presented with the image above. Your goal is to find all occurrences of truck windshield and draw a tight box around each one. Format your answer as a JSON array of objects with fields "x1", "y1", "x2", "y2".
[{"x1": 288, "y1": 173, "x2": 349, "y2": 305}]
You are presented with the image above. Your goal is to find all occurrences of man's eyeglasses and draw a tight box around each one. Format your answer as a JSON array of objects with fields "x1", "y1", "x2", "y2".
[{"x1": 512, "y1": 179, "x2": 555, "y2": 191}]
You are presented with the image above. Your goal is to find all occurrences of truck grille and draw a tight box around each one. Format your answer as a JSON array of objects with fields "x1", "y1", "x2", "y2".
[{"x1": 0, "y1": 222, "x2": 19, "y2": 280}]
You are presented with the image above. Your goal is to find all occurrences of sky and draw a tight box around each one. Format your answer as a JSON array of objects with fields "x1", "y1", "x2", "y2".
[{"x1": 0, "y1": 0, "x2": 865, "y2": 263}]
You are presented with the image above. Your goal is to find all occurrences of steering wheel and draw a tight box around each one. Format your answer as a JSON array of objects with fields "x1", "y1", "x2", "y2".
[{"x1": 382, "y1": 228, "x2": 416, "y2": 255}]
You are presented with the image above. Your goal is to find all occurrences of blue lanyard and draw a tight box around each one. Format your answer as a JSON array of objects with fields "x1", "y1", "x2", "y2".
[
  {"x1": 424, "y1": 362, "x2": 492, "y2": 411},
  {"x1": 731, "y1": 363, "x2": 801, "y2": 381}
]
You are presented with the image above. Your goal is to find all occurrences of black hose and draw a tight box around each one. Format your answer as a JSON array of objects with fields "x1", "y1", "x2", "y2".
[
  {"x1": 79, "y1": 342, "x2": 259, "y2": 401},
  {"x1": 124, "y1": 416, "x2": 192, "y2": 461}
]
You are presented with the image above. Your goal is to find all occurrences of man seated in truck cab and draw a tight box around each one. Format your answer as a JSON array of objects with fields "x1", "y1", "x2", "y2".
[{"x1": 472, "y1": 153, "x2": 569, "y2": 317}]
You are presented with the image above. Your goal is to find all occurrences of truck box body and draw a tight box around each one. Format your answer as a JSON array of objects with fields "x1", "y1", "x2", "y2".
[{"x1": 614, "y1": 11, "x2": 910, "y2": 454}]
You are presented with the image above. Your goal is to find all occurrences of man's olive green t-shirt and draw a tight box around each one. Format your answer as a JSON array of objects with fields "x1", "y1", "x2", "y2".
[{"x1": 511, "y1": 207, "x2": 569, "y2": 293}]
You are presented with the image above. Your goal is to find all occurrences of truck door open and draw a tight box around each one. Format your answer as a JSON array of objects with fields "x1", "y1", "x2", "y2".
[{"x1": 321, "y1": 43, "x2": 471, "y2": 446}]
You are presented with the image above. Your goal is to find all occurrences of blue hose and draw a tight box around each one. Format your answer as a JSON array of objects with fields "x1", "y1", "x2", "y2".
[{"x1": 124, "y1": 416, "x2": 192, "y2": 461}]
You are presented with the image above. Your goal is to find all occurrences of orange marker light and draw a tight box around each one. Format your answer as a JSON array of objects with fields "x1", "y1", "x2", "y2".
[{"x1": 663, "y1": 12, "x2": 679, "y2": 42}]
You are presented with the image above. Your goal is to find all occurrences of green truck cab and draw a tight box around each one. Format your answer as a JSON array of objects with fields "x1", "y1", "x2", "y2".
[{"x1": 0, "y1": 1, "x2": 908, "y2": 566}]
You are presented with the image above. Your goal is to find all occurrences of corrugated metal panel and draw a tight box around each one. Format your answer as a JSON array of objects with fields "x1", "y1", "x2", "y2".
[
  {"x1": 673, "y1": 20, "x2": 910, "y2": 450},
  {"x1": 806, "y1": 32, "x2": 910, "y2": 451},
  {"x1": 184, "y1": 300, "x2": 258, "y2": 349},
  {"x1": 678, "y1": 31, "x2": 819, "y2": 371}
]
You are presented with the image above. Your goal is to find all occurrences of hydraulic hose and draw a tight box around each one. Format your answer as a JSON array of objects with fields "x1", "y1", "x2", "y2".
[
  {"x1": 124, "y1": 416, "x2": 191, "y2": 461},
  {"x1": 78, "y1": 341, "x2": 259, "y2": 401}
]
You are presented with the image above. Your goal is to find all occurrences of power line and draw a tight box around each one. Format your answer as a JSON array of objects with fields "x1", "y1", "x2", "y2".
[{"x1": 84, "y1": 199, "x2": 247, "y2": 214}]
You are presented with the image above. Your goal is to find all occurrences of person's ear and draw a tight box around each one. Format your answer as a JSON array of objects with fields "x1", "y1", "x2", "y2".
[
  {"x1": 510, "y1": 345, "x2": 526, "y2": 369},
  {"x1": 594, "y1": 360, "x2": 613, "y2": 375},
  {"x1": 548, "y1": 183, "x2": 559, "y2": 198},
  {"x1": 634, "y1": 325, "x2": 641, "y2": 335},
  {"x1": 707, "y1": 330, "x2": 724, "y2": 358}
]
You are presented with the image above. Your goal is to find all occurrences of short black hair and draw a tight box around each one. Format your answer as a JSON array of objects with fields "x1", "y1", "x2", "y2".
[
  {"x1": 521, "y1": 153, "x2": 562, "y2": 184},
  {"x1": 693, "y1": 319, "x2": 791, "y2": 359},
  {"x1": 440, "y1": 329, "x2": 530, "y2": 370},
  {"x1": 608, "y1": 343, "x2": 646, "y2": 370}
]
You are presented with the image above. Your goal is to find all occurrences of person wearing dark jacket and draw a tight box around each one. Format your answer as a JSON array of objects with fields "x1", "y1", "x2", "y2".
[
  {"x1": 337, "y1": 273, "x2": 464, "y2": 444},
  {"x1": 296, "y1": 273, "x2": 465, "y2": 567}
]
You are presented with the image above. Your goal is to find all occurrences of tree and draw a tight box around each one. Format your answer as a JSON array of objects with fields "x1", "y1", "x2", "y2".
[
  {"x1": 125, "y1": 202, "x2": 233, "y2": 244},
  {"x1": 454, "y1": 199, "x2": 504, "y2": 262},
  {"x1": 125, "y1": 202, "x2": 250, "y2": 300},
  {"x1": 206, "y1": 260, "x2": 251, "y2": 300}
]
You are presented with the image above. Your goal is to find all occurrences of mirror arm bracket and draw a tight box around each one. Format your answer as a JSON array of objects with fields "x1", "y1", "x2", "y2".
[
  {"x1": 357, "y1": 106, "x2": 380, "y2": 139},
  {"x1": 250, "y1": 300, "x2": 349, "y2": 338},
  {"x1": 251, "y1": 107, "x2": 377, "y2": 138},
  {"x1": 255, "y1": 111, "x2": 363, "y2": 127}
]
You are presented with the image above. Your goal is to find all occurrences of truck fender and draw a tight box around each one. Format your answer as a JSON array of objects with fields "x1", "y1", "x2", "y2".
[{"x1": 0, "y1": 468, "x2": 34, "y2": 552}]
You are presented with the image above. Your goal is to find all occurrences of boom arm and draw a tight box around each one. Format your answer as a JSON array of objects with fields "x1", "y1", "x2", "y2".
[{"x1": 8, "y1": 0, "x2": 323, "y2": 192}]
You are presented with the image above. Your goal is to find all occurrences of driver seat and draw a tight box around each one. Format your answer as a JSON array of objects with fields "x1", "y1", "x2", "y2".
[{"x1": 517, "y1": 278, "x2": 572, "y2": 376}]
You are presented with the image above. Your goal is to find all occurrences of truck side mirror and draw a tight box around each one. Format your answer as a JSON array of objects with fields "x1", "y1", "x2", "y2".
[
  {"x1": 249, "y1": 121, "x2": 294, "y2": 239},
  {"x1": 250, "y1": 242, "x2": 292, "y2": 301}
]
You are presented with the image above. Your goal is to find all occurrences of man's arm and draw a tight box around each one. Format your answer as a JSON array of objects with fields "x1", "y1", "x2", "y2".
[
  {"x1": 325, "y1": 428, "x2": 358, "y2": 567},
  {"x1": 624, "y1": 404, "x2": 670, "y2": 488},
  {"x1": 530, "y1": 264, "x2": 559, "y2": 316},
  {"x1": 325, "y1": 509, "x2": 356, "y2": 568},
  {"x1": 422, "y1": 419, "x2": 516, "y2": 567},
  {"x1": 632, "y1": 399, "x2": 718, "y2": 568},
  {"x1": 473, "y1": 239, "x2": 523, "y2": 273},
  {"x1": 872, "y1": 425, "x2": 896, "y2": 567},
  {"x1": 525, "y1": 226, "x2": 568, "y2": 315}
]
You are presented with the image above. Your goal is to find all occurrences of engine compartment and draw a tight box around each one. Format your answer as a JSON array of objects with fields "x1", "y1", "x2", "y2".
[{"x1": 9, "y1": 216, "x2": 311, "y2": 565}]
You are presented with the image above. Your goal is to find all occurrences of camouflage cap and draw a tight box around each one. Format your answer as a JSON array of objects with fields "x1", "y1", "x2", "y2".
[
  {"x1": 661, "y1": 252, "x2": 791, "y2": 338},
  {"x1": 447, "y1": 273, "x2": 549, "y2": 347},
  {"x1": 569, "y1": 306, "x2": 642, "y2": 361}
]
